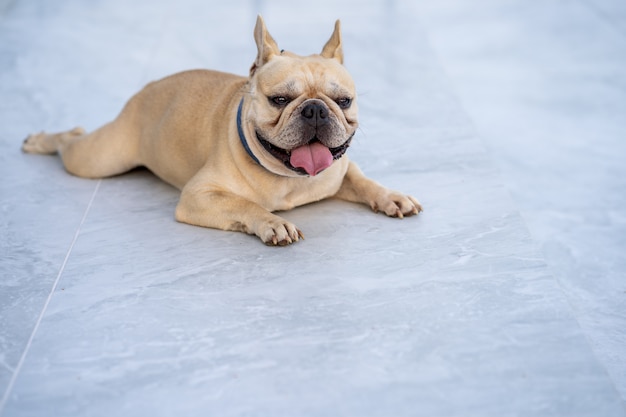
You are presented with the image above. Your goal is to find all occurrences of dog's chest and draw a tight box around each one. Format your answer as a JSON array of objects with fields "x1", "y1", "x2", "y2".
[
  {"x1": 230, "y1": 157, "x2": 349, "y2": 212},
  {"x1": 260, "y1": 177, "x2": 341, "y2": 211}
]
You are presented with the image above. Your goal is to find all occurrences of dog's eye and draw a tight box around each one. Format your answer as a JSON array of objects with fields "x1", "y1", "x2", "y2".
[
  {"x1": 270, "y1": 96, "x2": 290, "y2": 106},
  {"x1": 336, "y1": 97, "x2": 352, "y2": 109}
]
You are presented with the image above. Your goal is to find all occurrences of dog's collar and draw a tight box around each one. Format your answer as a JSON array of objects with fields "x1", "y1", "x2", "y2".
[{"x1": 237, "y1": 98, "x2": 261, "y2": 165}]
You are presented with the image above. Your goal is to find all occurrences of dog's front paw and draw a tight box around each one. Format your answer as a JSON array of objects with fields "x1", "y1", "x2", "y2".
[
  {"x1": 370, "y1": 191, "x2": 423, "y2": 219},
  {"x1": 258, "y1": 218, "x2": 304, "y2": 246}
]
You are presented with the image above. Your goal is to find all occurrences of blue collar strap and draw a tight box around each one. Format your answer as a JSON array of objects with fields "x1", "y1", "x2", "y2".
[{"x1": 237, "y1": 98, "x2": 261, "y2": 165}]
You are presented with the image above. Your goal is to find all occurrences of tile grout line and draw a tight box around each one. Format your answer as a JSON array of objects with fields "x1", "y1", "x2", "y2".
[{"x1": 0, "y1": 180, "x2": 102, "y2": 415}]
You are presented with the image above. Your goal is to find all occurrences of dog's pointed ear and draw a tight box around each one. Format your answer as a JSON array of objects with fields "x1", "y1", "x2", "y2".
[
  {"x1": 251, "y1": 15, "x2": 281, "y2": 76},
  {"x1": 320, "y1": 20, "x2": 343, "y2": 64}
]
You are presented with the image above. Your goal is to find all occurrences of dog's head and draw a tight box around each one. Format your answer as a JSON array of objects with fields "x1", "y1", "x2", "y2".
[{"x1": 241, "y1": 16, "x2": 358, "y2": 177}]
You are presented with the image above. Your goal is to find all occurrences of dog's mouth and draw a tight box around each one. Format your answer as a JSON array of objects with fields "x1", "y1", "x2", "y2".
[{"x1": 256, "y1": 132, "x2": 353, "y2": 176}]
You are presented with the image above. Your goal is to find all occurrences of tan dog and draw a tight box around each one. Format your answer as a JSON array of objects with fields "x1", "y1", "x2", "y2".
[{"x1": 22, "y1": 16, "x2": 422, "y2": 245}]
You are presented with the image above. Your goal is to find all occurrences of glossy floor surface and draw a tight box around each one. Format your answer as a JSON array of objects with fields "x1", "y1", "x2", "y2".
[{"x1": 1, "y1": 1, "x2": 625, "y2": 416}]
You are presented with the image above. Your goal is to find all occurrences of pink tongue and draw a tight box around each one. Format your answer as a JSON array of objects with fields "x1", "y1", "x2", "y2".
[{"x1": 289, "y1": 142, "x2": 333, "y2": 176}]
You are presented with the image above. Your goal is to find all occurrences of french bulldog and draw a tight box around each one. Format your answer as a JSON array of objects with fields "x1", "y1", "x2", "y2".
[{"x1": 22, "y1": 16, "x2": 422, "y2": 245}]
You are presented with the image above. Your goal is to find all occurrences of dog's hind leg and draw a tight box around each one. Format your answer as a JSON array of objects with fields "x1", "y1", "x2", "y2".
[
  {"x1": 23, "y1": 118, "x2": 141, "y2": 179},
  {"x1": 22, "y1": 126, "x2": 86, "y2": 155}
]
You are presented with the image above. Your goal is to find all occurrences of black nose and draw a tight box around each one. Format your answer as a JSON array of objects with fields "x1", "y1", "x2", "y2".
[{"x1": 301, "y1": 102, "x2": 329, "y2": 127}]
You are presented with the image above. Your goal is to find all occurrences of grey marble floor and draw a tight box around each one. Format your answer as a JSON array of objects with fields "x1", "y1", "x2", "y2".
[
  {"x1": 417, "y1": 0, "x2": 626, "y2": 404},
  {"x1": 0, "y1": 1, "x2": 624, "y2": 416}
]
